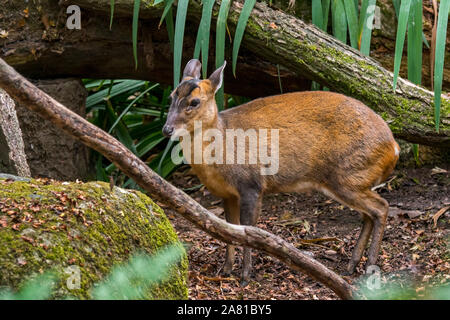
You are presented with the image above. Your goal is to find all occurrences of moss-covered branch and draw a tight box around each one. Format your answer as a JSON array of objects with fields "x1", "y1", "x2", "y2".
[{"x1": 3, "y1": 0, "x2": 447, "y2": 146}]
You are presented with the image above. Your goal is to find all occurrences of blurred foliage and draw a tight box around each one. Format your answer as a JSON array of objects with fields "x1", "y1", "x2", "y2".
[
  {"x1": 0, "y1": 244, "x2": 185, "y2": 300},
  {"x1": 356, "y1": 274, "x2": 449, "y2": 300}
]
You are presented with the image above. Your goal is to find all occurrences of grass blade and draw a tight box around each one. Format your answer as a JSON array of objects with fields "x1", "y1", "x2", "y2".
[
  {"x1": 165, "y1": 7, "x2": 175, "y2": 52},
  {"x1": 232, "y1": 0, "x2": 257, "y2": 77},
  {"x1": 407, "y1": 0, "x2": 423, "y2": 166},
  {"x1": 194, "y1": 0, "x2": 215, "y2": 78},
  {"x1": 136, "y1": 132, "x2": 165, "y2": 157},
  {"x1": 393, "y1": 0, "x2": 429, "y2": 49},
  {"x1": 393, "y1": 0, "x2": 412, "y2": 91},
  {"x1": 157, "y1": 139, "x2": 175, "y2": 176},
  {"x1": 86, "y1": 80, "x2": 145, "y2": 109},
  {"x1": 322, "y1": 0, "x2": 331, "y2": 31},
  {"x1": 344, "y1": 0, "x2": 359, "y2": 49},
  {"x1": 159, "y1": 0, "x2": 175, "y2": 26},
  {"x1": 277, "y1": 64, "x2": 283, "y2": 94},
  {"x1": 200, "y1": 0, "x2": 215, "y2": 79},
  {"x1": 359, "y1": 0, "x2": 369, "y2": 31},
  {"x1": 359, "y1": 0, "x2": 376, "y2": 55},
  {"x1": 216, "y1": 0, "x2": 232, "y2": 110},
  {"x1": 331, "y1": 0, "x2": 347, "y2": 43},
  {"x1": 312, "y1": 0, "x2": 324, "y2": 31},
  {"x1": 433, "y1": 0, "x2": 450, "y2": 131},
  {"x1": 108, "y1": 83, "x2": 159, "y2": 134},
  {"x1": 110, "y1": 0, "x2": 115, "y2": 30},
  {"x1": 173, "y1": 0, "x2": 189, "y2": 86},
  {"x1": 132, "y1": 0, "x2": 141, "y2": 69},
  {"x1": 105, "y1": 100, "x2": 137, "y2": 155},
  {"x1": 407, "y1": 0, "x2": 423, "y2": 85}
]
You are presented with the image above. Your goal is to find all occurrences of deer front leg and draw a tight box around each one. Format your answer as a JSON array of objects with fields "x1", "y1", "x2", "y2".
[
  {"x1": 239, "y1": 190, "x2": 262, "y2": 285},
  {"x1": 222, "y1": 197, "x2": 240, "y2": 276}
]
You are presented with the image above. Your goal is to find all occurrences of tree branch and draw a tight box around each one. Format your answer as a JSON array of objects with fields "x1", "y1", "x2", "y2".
[{"x1": 0, "y1": 57, "x2": 356, "y2": 300}]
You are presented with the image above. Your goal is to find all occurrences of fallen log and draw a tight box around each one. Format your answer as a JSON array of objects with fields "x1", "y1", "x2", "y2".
[{"x1": 1, "y1": 0, "x2": 449, "y2": 147}]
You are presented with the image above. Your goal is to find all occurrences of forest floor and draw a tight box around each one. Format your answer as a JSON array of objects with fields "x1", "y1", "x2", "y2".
[{"x1": 166, "y1": 163, "x2": 449, "y2": 300}]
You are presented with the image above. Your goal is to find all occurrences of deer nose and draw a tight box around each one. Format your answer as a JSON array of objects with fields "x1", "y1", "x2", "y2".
[{"x1": 162, "y1": 125, "x2": 174, "y2": 137}]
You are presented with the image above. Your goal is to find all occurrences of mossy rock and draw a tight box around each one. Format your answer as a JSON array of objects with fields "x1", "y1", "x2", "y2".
[{"x1": 0, "y1": 176, "x2": 188, "y2": 299}]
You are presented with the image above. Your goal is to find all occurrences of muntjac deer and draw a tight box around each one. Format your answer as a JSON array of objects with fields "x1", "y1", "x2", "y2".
[{"x1": 163, "y1": 59, "x2": 399, "y2": 283}]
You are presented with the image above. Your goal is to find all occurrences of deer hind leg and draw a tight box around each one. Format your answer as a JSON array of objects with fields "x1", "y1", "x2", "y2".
[
  {"x1": 222, "y1": 196, "x2": 240, "y2": 276},
  {"x1": 363, "y1": 192, "x2": 389, "y2": 268},
  {"x1": 324, "y1": 187, "x2": 388, "y2": 273},
  {"x1": 239, "y1": 190, "x2": 262, "y2": 284},
  {"x1": 347, "y1": 215, "x2": 373, "y2": 274}
]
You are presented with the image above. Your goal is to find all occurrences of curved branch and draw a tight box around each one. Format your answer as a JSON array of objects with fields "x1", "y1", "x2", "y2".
[{"x1": 0, "y1": 57, "x2": 356, "y2": 300}]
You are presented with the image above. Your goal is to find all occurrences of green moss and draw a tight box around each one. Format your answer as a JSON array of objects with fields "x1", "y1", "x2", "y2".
[{"x1": 0, "y1": 178, "x2": 188, "y2": 299}]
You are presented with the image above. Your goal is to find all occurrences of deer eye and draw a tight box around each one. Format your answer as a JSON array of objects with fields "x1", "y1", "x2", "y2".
[{"x1": 189, "y1": 99, "x2": 200, "y2": 108}]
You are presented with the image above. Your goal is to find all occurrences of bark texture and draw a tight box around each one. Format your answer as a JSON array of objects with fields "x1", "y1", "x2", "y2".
[
  {"x1": 13, "y1": 79, "x2": 92, "y2": 180},
  {"x1": 0, "y1": 89, "x2": 30, "y2": 177},
  {"x1": 0, "y1": 57, "x2": 356, "y2": 300},
  {"x1": 0, "y1": 0, "x2": 448, "y2": 146}
]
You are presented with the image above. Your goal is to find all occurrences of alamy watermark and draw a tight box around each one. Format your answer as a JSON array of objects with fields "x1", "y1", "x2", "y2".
[
  {"x1": 169, "y1": 121, "x2": 280, "y2": 175},
  {"x1": 66, "y1": 5, "x2": 81, "y2": 30},
  {"x1": 365, "y1": 265, "x2": 381, "y2": 290},
  {"x1": 65, "y1": 265, "x2": 81, "y2": 290}
]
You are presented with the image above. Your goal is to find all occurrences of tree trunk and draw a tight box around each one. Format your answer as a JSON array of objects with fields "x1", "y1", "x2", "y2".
[
  {"x1": 14, "y1": 79, "x2": 92, "y2": 181},
  {"x1": 1, "y1": 0, "x2": 449, "y2": 146},
  {"x1": 0, "y1": 89, "x2": 30, "y2": 177}
]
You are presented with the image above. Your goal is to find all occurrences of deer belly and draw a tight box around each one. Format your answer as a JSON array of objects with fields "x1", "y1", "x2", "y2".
[{"x1": 192, "y1": 166, "x2": 239, "y2": 199}]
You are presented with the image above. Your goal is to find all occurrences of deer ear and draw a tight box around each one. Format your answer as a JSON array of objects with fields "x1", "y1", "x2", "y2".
[
  {"x1": 183, "y1": 59, "x2": 202, "y2": 80},
  {"x1": 208, "y1": 61, "x2": 226, "y2": 94}
]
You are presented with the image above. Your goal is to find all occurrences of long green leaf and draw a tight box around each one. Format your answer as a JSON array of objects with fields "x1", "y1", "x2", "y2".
[
  {"x1": 322, "y1": 0, "x2": 331, "y2": 31},
  {"x1": 232, "y1": 0, "x2": 257, "y2": 77},
  {"x1": 132, "y1": 0, "x2": 141, "y2": 69},
  {"x1": 331, "y1": 0, "x2": 347, "y2": 43},
  {"x1": 392, "y1": 0, "x2": 429, "y2": 49},
  {"x1": 312, "y1": 0, "x2": 324, "y2": 31},
  {"x1": 407, "y1": 0, "x2": 423, "y2": 166},
  {"x1": 105, "y1": 101, "x2": 137, "y2": 155},
  {"x1": 110, "y1": 0, "x2": 115, "y2": 30},
  {"x1": 407, "y1": 0, "x2": 423, "y2": 85},
  {"x1": 393, "y1": 0, "x2": 412, "y2": 91},
  {"x1": 86, "y1": 80, "x2": 145, "y2": 109},
  {"x1": 157, "y1": 139, "x2": 175, "y2": 175},
  {"x1": 344, "y1": 0, "x2": 359, "y2": 49},
  {"x1": 136, "y1": 133, "x2": 165, "y2": 157},
  {"x1": 312, "y1": 0, "x2": 326, "y2": 90},
  {"x1": 159, "y1": 0, "x2": 175, "y2": 26},
  {"x1": 173, "y1": 0, "x2": 189, "y2": 86},
  {"x1": 216, "y1": 0, "x2": 232, "y2": 110},
  {"x1": 433, "y1": 0, "x2": 450, "y2": 131},
  {"x1": 193, "y1": 0, "x2": 215, "y2": 78},
  {"x1": 359, "y1": 0, "x2": 376, "y2": 55},
  {"x1": 165, "y1": 7, "x2": 175, "y2": 52},
  {"x1": 108, "y1": 83, "x2": 159, "y2": 134}
]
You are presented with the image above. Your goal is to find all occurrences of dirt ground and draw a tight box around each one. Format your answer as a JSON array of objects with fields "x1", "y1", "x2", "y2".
[{"x1": 166, "y1": 163, "x2": 449, "y2": 300}]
